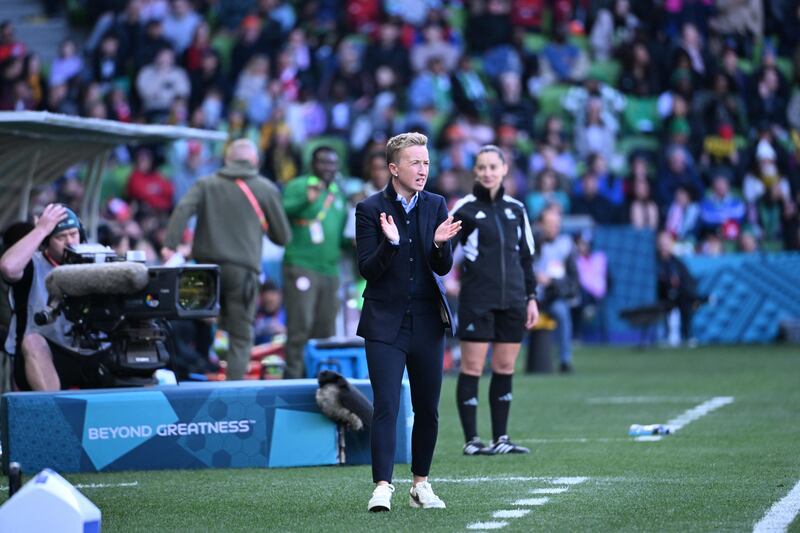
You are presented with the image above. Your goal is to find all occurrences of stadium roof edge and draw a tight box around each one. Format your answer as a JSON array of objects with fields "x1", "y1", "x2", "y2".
[{"x1": 0, "y1": 111, "x2": 228, "y2": 238}]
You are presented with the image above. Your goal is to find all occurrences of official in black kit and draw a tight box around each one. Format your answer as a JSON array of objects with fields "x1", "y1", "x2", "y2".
[
  {"x1": 355, "y1": 132, "x2": 461, "y2": 512},
  {"x1": 449, "y1": 145, "x2": 539, "y2": 456}
]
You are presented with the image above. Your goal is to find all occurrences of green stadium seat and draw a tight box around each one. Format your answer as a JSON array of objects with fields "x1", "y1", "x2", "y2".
[
  {"x1": 623, "y1": 97, "x2": 660, "y2": 134},
  {"x1": 587, "y1": 60, "x2": 620, "y2": 85},
  {"x1": 523, "y1": 33, "x2": 548, "y2": 53},
  {"x1": 537, "y1": 84, "x2": 571, "y2": 117}
]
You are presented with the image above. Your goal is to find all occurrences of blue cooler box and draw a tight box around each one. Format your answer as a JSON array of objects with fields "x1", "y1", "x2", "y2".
[{"x1": 304, "y1": 337, "x2": 368, "y2": 379}]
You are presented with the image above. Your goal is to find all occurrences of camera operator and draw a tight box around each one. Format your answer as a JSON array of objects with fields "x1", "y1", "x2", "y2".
[{"x1": 0, "y1": 205, "x2": 105, "y2": 391}]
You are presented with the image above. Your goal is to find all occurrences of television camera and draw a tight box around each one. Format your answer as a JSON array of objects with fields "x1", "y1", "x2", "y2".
[{"x1": 35, "y1": 244, "x2": 220, "y2": 386}]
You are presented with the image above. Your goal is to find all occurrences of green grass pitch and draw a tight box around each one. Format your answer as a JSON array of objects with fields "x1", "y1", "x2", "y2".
[{"x1": 2, "y1": 344, "x2": 799, "y2": 532}]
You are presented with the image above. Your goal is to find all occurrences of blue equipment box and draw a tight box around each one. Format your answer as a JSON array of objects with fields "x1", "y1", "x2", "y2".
[{"x1": 304, "y1": 337, "x2": 368, "y2": 379}]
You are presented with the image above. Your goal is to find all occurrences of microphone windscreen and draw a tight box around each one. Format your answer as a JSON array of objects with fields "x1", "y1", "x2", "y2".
[{"x1": 46, "y1": 262, "x2": 149, "y2": 299}]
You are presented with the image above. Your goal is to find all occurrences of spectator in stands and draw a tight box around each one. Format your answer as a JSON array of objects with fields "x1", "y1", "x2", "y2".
[
  {"x1": 656, "y1": 230, "x2": 698, "y2": 344},
  {"x1": 281, "y1": 146, "x2": 348, "y2": 379},
  {"x1": 578, "y1": 152, "x2": 624, "y2": 205},
  {"x1": 748, "y1": 66, "x2": 788, "y2": 129},
  {"x1": 572, "y1": 230, "x2": 609, "y2": 341},
  {"x1": 657, "y1": 145, "x2": 704, "y2": 210},
  {"x1": 465, "y1": 0, "x2": 514, "y2": 55},
  {"x1": 189, "y1": 49, "x2": 227, "y2": 113},
  {"x1": 529, "y1": 141, "x2": 577, "y2": 185},
  {"x1": 182, "y1": 20, "x2": 211, "y2": 74},
  {"x1": 162, "y1": 0, "x2": 201, "y2": 54},
  {"x1": 169, "y1": 138, "x2": 217, "y2": 205},
  {"x1": 540, "y1": 23, "x2": 588, "y2": 84},
  {"x1": 163, "y1": 139, "x2": 291, "y2": 381},
  {"x1": 698, "y1": 173, "x2": 746, "y2": 241},
  {"x1": 526, "y1": 168, "x2": 570, "y2": 221},
  {"x1": 360, "y1": 150, "x2": 391, "y2": 198},
  {"x1": 574, "y1": 98, "x2": 619, "y2": 165},
  {"x1": 589, "y1": 0, "x2": 639, "y2": 61},
  {"x1": 91, "y1": 33, "x2": 124, "y2": 89},
  {"x1": 261, "y1": 121, "x2": 300, "y2": 186},
  {"x1": 493, "y1": 70, "x2": 537, "y2": 137},
  {"x1": 411, "y1": 21, "x2": 460, "y2": 74},
  {"x1": 571, "y1": 171, "x2": 618, "y2": 225},
  {"x1": 563, "y1": 77, "x2": 627, "y2": 136},
  {"x1": 673, "y1": 23, "x2": 711, "y2": 85},
  {"x1": 618, "y1": 40, "x2": 661, "y2": 97},
  {"x1": 628, "y1": 173, "x2": 660, "y2": 230},
  {"x1": 451, "y1": 55, "x2": 491, "y2": 118},
  {"x1": 22, "y1": 53, "x2": 44, "y2": 110},
  {"x1": 136, "y1": 18, "x2": 172, "y2": 70},
  {"x1": 253, "y1": 280, "x2": 286, "y2": 345},
  {"x1": 364, "y1": 19, "x2": 411, "y2": 86},
  {"x1": 0, "y1": 20, "x2": 25, "y2": 63},
  {"x1": 125, "y1": 147, "x2": 174, "y2": 214},
  {"x1": 743, "y1": 139, "x2": 793, "y2": 214},
  {"x1": 49, "y1": 39, "x2": 83, "y2": 88},
  {"x1": 408, "y1": 56, "x2": 453, "y2": 115},
  {"x1": 136, "y1": 46, "x2": 190, "y2": 121},
  {"x1": 534, "y1": 205, "x2": 579, "y2": 372},
  {"x1": 230, "y1": 15, "x2": 267, "y2": 81},
  {"x1": 234, "y1": 54, "x2": 272, "y2": 125},
  {"x1": 449, "y1": 145, "x2": 538, "y2": 457},
  {"x1": 709, "y1": 0, "x2": 763, "y2": 56}
]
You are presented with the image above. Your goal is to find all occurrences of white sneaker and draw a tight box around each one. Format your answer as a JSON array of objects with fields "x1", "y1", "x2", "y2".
[
  {"x1": 409, "y1": 481, "x2": 446, "y2": 509},
  {"x1": 368, "y1": 483, "x2": 395, "y2": 512}
]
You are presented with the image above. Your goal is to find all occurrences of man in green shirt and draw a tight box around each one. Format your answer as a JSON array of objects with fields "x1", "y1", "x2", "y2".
[{"x1": 282, "y1": 146, "x2": 348, "y2": 378}]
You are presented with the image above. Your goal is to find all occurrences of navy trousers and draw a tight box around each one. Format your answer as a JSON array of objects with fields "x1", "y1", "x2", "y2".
[{"x1": 365, "y1": 302, "x2": 445, "y2": 483}]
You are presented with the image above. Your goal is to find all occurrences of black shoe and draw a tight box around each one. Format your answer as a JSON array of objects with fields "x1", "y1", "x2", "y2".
[
  {"x1": 559, "y1": 362, "x2": 573, "y2": 373},
  {"x1": 463, "y1": 437, "x2": 494, "y2": 456},
  {"x1": 488, "y1": 435, "x2": 530, "y2": 454}
]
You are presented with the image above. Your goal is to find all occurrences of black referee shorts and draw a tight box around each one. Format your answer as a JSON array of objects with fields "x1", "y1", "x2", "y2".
[{"x1": 458, "y1": 305, "x2": 526, "y2": 343}]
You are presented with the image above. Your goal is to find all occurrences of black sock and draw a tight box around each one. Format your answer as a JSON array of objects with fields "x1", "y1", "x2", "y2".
[
  {"x1": 456, "y1": 373, "x2": 480, "y2": 442},
  {"x1": 489, "y1": 372, "x2": 513, "y2": 441}
]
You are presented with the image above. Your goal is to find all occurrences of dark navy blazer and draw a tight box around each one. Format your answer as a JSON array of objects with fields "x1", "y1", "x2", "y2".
[{"x1": 355, "y1": 180, "x2": 456, "y2": 343}]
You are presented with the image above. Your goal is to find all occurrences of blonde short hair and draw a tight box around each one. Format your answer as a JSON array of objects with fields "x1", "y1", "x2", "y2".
[{"x1": 386, "y1": 132, "x2": 428, "y2": 165}]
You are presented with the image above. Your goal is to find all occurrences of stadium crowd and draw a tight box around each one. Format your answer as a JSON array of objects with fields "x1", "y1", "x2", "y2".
[{"x1": 2, "y1": 0, "x2": 800, "y2": 376}]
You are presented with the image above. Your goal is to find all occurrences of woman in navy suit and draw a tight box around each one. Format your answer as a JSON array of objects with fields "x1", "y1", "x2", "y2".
[{"x1": 355, "y1": 132, "x2": 461, "y2": 512}]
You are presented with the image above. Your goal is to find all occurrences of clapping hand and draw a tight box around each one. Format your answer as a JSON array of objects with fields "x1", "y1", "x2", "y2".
[
  {"x1": 434, "y1": 216, "x2": 461, "y2": 247},
  {"x1": 380, "y1": 212, "x2": 399, "y2": 243}
]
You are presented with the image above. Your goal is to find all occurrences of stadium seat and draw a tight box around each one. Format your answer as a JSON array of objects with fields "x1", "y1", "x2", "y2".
[
  {"x1": 587, "y1": 59, "x2": 620, "y2": 85},
  {"x1": 537, "y1": 84, "x2": 572, "y2": 117},
  {"x1": 623, "y1": 97, "x2": 660, "y2": 134}
]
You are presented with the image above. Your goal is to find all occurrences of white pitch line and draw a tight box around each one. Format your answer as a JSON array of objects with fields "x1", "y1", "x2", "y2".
[
  {"x1": 530, "y1": 487, "x2": 568, "y2": 494},
  {"x1": 588, "y1": 396, "x2": 709, "y2": 404},
  {"x1": 517, "y1": 437, "x2": 629, "y2": 444},
  {"x1": 550, "y1": 477, "x2": 588, "y2": 485},
  {"x1": 493, "y1": 509, "x2": 530, "y2": 519},
  {"x1": 753, "y1": 479, "x2": 800, "y2": 533},
  {"x1": 0, "y1": 481, "x2": 139, "y2": 491},
  {"x1": 514, "y1": 498, "x2": 549, "y2": 506},
  {"x1": 667, "y1": 396, "x2": 734, "y2": 432},
  {"x1": 398, "y1": 476, "x2": 588, "y2": 484},
  {"x1": 466, "y1": 521, "x2": 508, "y2": 530}
]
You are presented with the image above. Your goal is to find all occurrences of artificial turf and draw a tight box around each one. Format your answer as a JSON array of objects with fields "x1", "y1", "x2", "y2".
[{"x1": 1, "y1": 344, "x2": 798, "y2": 532}]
